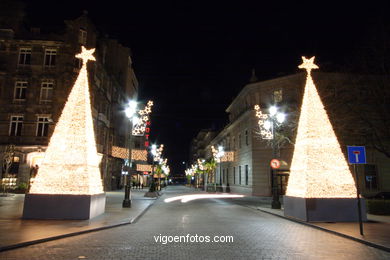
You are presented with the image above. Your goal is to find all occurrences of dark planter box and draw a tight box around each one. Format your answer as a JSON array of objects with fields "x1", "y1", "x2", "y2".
[
  {"x1": 23, "y1": 193, "x2": 106, "y2": 220},
  {"x1": 284, "y1": 196, "x2": 367, "y2": 222}
]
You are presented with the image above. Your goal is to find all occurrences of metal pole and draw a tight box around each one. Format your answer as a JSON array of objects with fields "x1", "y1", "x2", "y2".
[
  {"x1": 123, "y1": 121, "x2": 133, "y2": 208},
  {"x1": 271, "y1": 120, "x2": 281, "y2": 209},
  {"x1": 354, "y1": 164, "x2": 364, "y2": 235}
]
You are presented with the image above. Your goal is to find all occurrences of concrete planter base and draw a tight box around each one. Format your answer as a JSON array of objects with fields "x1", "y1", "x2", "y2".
[
  {"x1": 23, "y1": 193, "x2": 106, "y2": 220},
  {"x1": 283, "y1": 196, "x2": 367, "y2": 222}
]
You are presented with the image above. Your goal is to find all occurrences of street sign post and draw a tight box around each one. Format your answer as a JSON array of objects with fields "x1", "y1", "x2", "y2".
[
  {"x1": 347, "y1": 146, "x2": 366, "y2": 236},
  {"x1": 270, "y1": 159, "x2": 281, "y2": 169},
  {"x1": 347, "y1": 146, "x2": 366, "y2": 164}
]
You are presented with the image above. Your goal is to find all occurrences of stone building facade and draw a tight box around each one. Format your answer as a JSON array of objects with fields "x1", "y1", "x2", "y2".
[
  {"x1": 0, "y1": 6, "x2": 138, "y2": 191},
  {"x1": 195, "y1": 72, "x2": 390, "y2": 197}
]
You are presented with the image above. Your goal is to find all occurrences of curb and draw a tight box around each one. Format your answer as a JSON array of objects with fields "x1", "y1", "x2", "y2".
[
  {"x1": 0, "y1": 198, "x2": 158, "y2": 252},
  {"x1": 255, "y1": 208, "x2": 390, "y2": 253}
]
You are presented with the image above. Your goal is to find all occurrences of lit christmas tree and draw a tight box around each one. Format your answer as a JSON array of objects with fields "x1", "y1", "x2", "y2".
[
  {"x1": 29, "y1": 46, "x2": 103, "y2": 195},
  {"x1": 285, "y1": 57, "x2": 356, "y2": 198}
]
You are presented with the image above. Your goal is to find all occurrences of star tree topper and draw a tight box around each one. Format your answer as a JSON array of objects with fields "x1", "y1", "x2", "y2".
[
  {"x1": 298, "y1": 56, "x2": 319, "y2": 74},
  {"x1": 76, "y1": 46, "x2": 96, "y2": 64}
]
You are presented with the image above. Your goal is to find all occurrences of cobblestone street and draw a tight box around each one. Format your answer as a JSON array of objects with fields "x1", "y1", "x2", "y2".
[{"x1": 1, "y1": 186, "x2": 390, "y2": 260}]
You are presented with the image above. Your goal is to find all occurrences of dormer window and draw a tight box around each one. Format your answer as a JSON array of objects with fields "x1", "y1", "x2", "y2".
[{"x1": 79, "y1": 28, "x2": 87, "y2": 45}]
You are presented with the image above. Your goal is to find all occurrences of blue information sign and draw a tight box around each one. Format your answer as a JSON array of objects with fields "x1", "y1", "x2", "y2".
[{"x1": 347, "y1": 146, "x2": 366, "y2": 164}]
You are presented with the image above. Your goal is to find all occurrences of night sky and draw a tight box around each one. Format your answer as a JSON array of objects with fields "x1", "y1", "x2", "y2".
[{"x1": 23, "y1": 1, "x2": 389, "y2": 175}]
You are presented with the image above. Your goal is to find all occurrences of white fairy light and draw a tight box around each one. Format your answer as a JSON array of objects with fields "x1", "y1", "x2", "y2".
[
  {"x1": 285, "y1": 56, "x2": 356, "y2": 198},
  {"x1": 132, "y1": 100, "x2": 153, "y2": 136},
  {"x1": 254, "y1": 105, "x2": 273, "y2": 139},
  {"x1": 151, "y1": 144, "x2": 164, "y2": 162},
  {"x1": 30, "y1": 46, "x2": 103, "y2": 195}
]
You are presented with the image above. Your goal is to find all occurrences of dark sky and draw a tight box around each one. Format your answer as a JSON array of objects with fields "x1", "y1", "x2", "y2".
[{"x1": 23, "y1": 1, "x2": 389, "y2": 175}]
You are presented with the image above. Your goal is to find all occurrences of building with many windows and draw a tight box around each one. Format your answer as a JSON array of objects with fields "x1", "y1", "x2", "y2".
[
  {"x1": 0, "y1": 5, "x2": 138, "y2": 191},
  {"x1": 193, "y1": 71, "x2": 390, "y2": 197}
]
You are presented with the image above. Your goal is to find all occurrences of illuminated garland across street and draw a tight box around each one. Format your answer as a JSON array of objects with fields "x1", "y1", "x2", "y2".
[
  {"x1": 111, "y1": 146, "x2": 147, "y2": 161},
  {"x1": 132, "y1": 100, "x2": 153, "y2": 136},
  {"x1": 29, "y1": 47, "x2": 103, "y2": 195},
  {"x1": 285, "y1": 56, "x2": 356, "y2": 198},
  {"x1": 136, "y1": 164, "x2": 152, "y2": 172}
]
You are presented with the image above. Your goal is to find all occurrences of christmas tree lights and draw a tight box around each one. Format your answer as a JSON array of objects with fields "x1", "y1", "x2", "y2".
[
  {"x1": 29, "y1": 47, "x2": 103, "y2": 195},
  {"x1": 285, "y1": 57, "x2": 356, "y2": 198}
]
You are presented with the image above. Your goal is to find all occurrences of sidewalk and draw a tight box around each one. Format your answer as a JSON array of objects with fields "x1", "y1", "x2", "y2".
[
  {"x1": 232, "y1": 196, "x2": 390, "y2": 252},
  {"x1": 0, "y1": 189, "x2": 156, "y2": 251}
]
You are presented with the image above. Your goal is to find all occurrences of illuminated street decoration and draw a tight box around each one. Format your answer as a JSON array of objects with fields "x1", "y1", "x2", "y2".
[
  {"x1": 111, "y1": 146, "x2": 147, "y2": 161},
  {"x1": 136, "y1": 164, "x2": 152, "y2": 172},
  {"x1": 132, "y1": 149, "x2": 148, "y2": 161},
  {"x1": 29, "y1": 47, "x2": 103, "y2": 195},
  {"x1": 185, "y1": 168, "x2": 193, "y2": 176},
  {"x1": 285, "y1": 56, "x2": 356, "y2": 198},
  {"x1": 254, "y1": 105, "x2": 273, "y2": 139},
  {"x1": 197, "y1": 159, "x2": 205, "y2": 170},
  {"x1": 211, "y1": 145, "x2": 224, "y2": 163},
  {"x1": 151, "y1": 144, "x2": 164, "y2": 162},
  {"x1": 111, "y1": 146, "x2": 127, "y2": 159},
  {"x1": 132, "y1": 100, "x2": 153, "y2": 136},
  {"x1": 220, "y1": 151, "x2": 234, "y2": 162}
]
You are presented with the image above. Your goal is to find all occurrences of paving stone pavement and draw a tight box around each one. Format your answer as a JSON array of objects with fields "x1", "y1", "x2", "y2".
[{"x1": 1, "y1": 186, "x2": 390, "y2": 260}]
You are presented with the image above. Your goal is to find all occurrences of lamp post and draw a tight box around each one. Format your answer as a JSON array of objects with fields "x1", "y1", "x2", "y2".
[
  {"x1": 123, "y1": 100, "x2": 138, "y2": 208},
  {"x1": 211, "y1": 145, "x2": 224, "y2": 192},
  {"x1": 150, "y1": 144, "x2": 163, "y2": 192},
  {"x1": 255, "y1": 105, "x2": 286, "y2": 209}
]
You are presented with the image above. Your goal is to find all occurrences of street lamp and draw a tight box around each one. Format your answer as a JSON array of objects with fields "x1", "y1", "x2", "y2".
[
  {"x1": 211, "y1": 145, "x2": 224, "y2": 192},
  {"x1": 123, "y1": 100, "x2": 138, "y2": 208},
  {"x1": 255, "y1": 104, "x2": 286, "y2": 209},
  {"x1": 150, "y1": 144, "x2": 163, "y2": 192}
]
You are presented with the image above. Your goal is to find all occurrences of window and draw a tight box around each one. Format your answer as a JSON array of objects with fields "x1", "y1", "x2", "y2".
[
  {"x1": 245, "y1": 130, "x2": 249, "y2": 146},
  {"x1": 233, "y1": 137, "x2": 236, "y2": 150},
  {"x1": 226, "y1": 168, "x2": 229, "y2": 184},
  {"x1": 44, "y1": 49, "x2": 56, "y2": 67},
  {"x1": 239, "y1": 166, "x2": 241, "y2": 185},
  {"x1": 238, "y1": 134, "x2": 242, "y2": 149},
  {"x1": 9, "y1": 116, "x2": 23, "y2": 136},
  {"x1": 14, "y1": 81, "x2": 27, "y2": 100},
  {"x1": 36, "y1": 116, "x2": 50, "y2": 137},
  {"x1": 18, "y1": 48, "x2": 31, "y2": 65},
  {"x1": 223, "y1": 169, "x2": 225, "y2": 184},
  {"x1": 245, "y1": 165, "x2": 249, "y2": 185},
  {"x1": 79, "y1": 29, "x2": 87, "y2": 45},
  {"x1": 8, "y1": 156, "x2": 20, "y2": 175},
  {"x1": 233, "y1": 167, "x2": 236, "y2": 184},
  {"x1": 273, "y1": 89, "x2": 283, "y2": 103},
  {"x1": 40, "y1": 80, "x2": 54, "y2": 102},
  {"x1": 365, "y1": 164, "x2": 378, "y2": 190}
]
